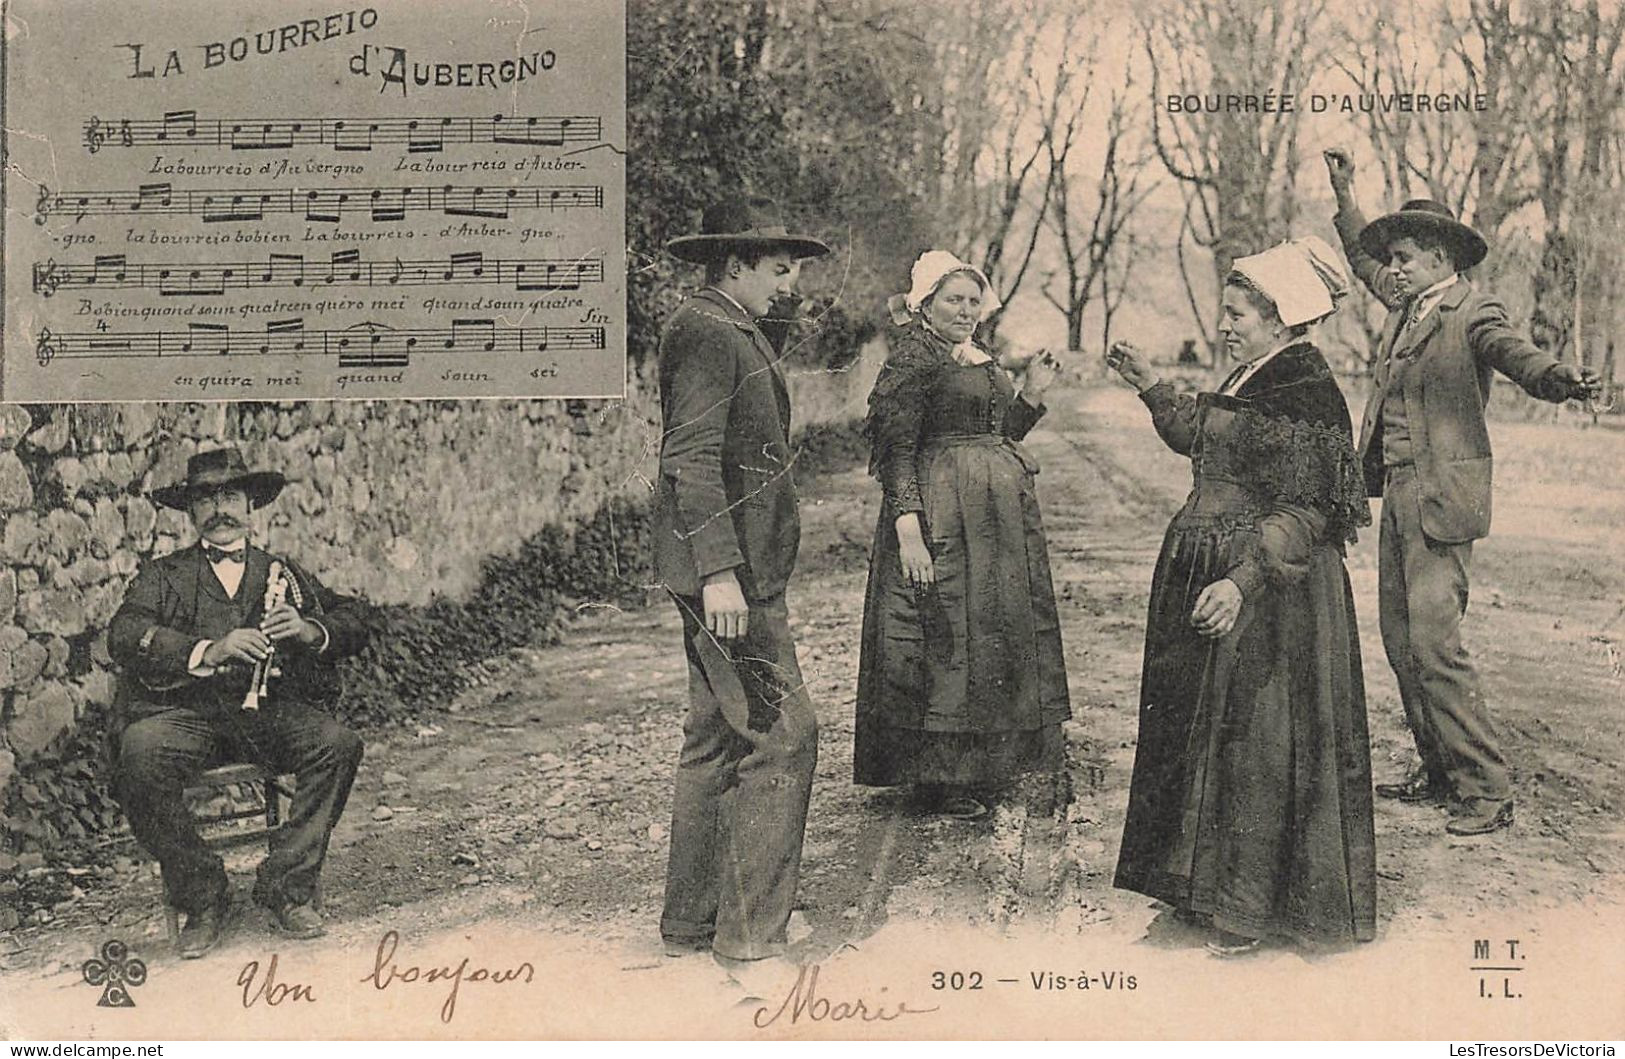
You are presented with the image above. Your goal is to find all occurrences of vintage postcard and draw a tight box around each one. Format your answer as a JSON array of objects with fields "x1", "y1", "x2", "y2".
[{"x1": 0, "y1": 0, "x2": 1621, "y2": 1043}]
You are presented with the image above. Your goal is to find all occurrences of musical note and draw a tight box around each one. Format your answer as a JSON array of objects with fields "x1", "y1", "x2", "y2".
[
  {"x1": 446, "y1": 252, "x2": 485, "y2": 281},
  {"x1": 158, "y1": 110, "x2": 199, "y2": 142},
  {"x1": 35, "y1": 328, "x2": 56, "y2": 366},
  {"x1": 332, "y1": 120, "x2": 379, "y2": 152},
  {"x1": 228, "y1": 121, "x2": 295, "y2": 151},
  {"x1": 405, "y1": 117, "x2": 448, "y2": 154},
  {"x1": 263, "y1": 253, "x2": 306, "y2": 287},
  {"x1": 446, "y1": 318, "x2": 498, "y2": 351},
  {"x1": 133, "y1": 183, "x2": 174, "y2": 212},
  {"x1": 179, "y1": 322, "x2": 230, "y2": 354},
  {"x1": 91, "y1": 255, "x2": 130, "y2": 286},
  {"x1": 200, "y1": 191, "x2": 267, "y2": 224},
  {"x1": 329, "y1": 250, "x2": 363, "y2": 284},
  {"x1": 368, "y1": 188, "x2": 407, "y2": 223},
  {"x1": 263, "y1": 318, "x2": 307, "y2": 354}
]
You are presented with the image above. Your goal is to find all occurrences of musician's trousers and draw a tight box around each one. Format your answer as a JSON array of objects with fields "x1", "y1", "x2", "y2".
[
  {"x1": 661, "y1": 594, "x2": 819, "y2": 961},
  {"x1": 114, "y1": 705, "x2": 362, "y2": 915}
]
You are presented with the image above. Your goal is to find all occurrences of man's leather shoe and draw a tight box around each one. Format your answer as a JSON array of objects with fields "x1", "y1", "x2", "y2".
[
  {"x1": 1375, "y1": 769, "x2": 1448, "y2": 803},
  {"x1": 177, "y1": 895, "x2": 229, "y2": 959},
  {"x1": 269, "y1": 902, "x2": 327, "y2": 939},
  {"x1": 1445, "y1": 799, "x2": 1514, "y2": 836}
]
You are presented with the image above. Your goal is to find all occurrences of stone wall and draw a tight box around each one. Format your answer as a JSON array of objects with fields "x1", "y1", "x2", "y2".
[{"x1": 0, "y1": 384, "x2": 660, "y2": 787}]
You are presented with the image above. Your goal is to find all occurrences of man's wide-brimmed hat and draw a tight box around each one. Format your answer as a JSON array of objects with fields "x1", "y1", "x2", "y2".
[
  {"x1": 153, "y1": 446, "x2": 286, "y2": 510},
  {"x1": 1359, "y1": 199, "x2": 1488, "y2": 270},
  {"x1": 665, "y1": 196, "x2": 831, "y2": 265}
]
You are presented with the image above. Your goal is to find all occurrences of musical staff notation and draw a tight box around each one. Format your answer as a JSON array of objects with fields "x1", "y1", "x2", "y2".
[
  {"x1": 32, "y1": 320, "x2": 607, "y2": 367},
  {"x1": 31, "y1": 251, "x2": 605, "y2": 297},
  {"x1": 83, "y1": 111, "x2": 603, "y2": 153},
  {"x1": 33, "y1": 182, "x2": 604, "y2": 225}
]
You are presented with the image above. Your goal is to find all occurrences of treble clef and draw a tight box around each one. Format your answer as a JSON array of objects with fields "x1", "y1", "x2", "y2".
[
  {"x1": 84, "y1": 116, "x2": 105, "y2": 153},
  {"x1": 32, "y1": 259, "x2": 62, "y2": 298},
  {"x1": 34, "y1": 184, "x2": 51, "y2": 225},
  {"x1": 36, "y1": 328, "x2": 57, "y2": 366}
]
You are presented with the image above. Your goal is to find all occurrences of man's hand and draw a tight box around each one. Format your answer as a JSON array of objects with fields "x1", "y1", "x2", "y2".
[
  {"x1": 1323, "y1": 148, "x2": 1355, "y2": 193},
  {"x1": 260, "y1": 602, "x2": 322, "y2": 647},
  {"x1": 701, "y1": 569, "x2": 750, "y2": 640},
  {"x1": 203, "y1": 627, "x2": 272, "y2": 666},
  {"x1": 895, "y1": 512, "x2": 935, "y2": 587},
  {"x1": 1191, "y1": 578, "x2": 1243, "y2": 638},
  {"x1": 1547, "y1": 363, "x2": 1605, "y2": 402}
]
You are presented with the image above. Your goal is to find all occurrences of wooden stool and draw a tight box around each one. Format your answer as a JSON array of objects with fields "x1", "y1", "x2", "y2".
[{"x1": 161, "y1": 763, "x2": 318, "y2": 943}]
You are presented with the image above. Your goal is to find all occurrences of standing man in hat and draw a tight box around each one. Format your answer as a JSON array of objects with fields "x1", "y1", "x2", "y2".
[
  {"x1": 1324, "y1": 149, "x2": 1601, "y2": 836},
  {"x1": 109, "y1": 446, "x2": 367, "y2": 957},
  {"x1": 654, "y1": 197, "x2": 830, "y2": 979}
]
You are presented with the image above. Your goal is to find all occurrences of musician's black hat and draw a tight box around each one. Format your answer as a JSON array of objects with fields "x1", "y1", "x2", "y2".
[{"x1": 154, "y1": 446, "x2": 286, "y2": 510}]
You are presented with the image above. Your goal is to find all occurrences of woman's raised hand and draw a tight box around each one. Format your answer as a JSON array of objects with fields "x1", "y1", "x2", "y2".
[
  {"x1": 1106, "y1": 340, "x2": 1160, "y2": 392},
  {"x1": 894, "y1": 511, "x2": 935, "y2": 587},
  {"x1": 1022, "y1": 350, "x2": 1060, "y2": 402}
]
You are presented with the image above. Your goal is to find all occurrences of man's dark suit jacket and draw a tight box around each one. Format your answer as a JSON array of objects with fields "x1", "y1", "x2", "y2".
[
  {"x1": 108, "y1": 544, "x2": 368, "y2": 727},
  {"x1": 653, "y1": 288, "x2": 800, "y2": 602},
  {"x1": 1334, "y1": 206, "x2": 1568, "y2": 544}
]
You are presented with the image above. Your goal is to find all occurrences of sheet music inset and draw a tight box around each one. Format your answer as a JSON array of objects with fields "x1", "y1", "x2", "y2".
[{"x1": 1, "y1": 0, "x2": 626, "y2": 402}]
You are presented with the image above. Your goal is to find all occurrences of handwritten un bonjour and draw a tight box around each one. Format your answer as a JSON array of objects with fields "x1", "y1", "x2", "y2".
[{"x1": 236, "y1": 929, "x2": 535, "y2": 1023}]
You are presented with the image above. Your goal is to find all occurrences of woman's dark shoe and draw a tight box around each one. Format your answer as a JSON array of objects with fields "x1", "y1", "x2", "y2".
[
  {"x1": 1204, "y1": 930, "x2": 1263, "y2": 957},
  {"x1": 937, "y1": 794, "x2": 990, "y2": 820}
]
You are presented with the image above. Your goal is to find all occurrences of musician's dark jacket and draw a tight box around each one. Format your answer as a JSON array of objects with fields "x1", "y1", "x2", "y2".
[{"x1": 108, "y1": 544, "x2": 368, "y2": 729}]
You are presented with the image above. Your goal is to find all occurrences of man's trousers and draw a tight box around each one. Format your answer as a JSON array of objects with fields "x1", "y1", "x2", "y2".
[
  {"x1": 114, "y1": 705, "x2": 363, "y2": 915},
  {"x1": 661, "y1": 593, "x2": 819, "y2": 961},
  {"x1": 1377, "y1": 464, "x2": 1510, "y2": 802}
]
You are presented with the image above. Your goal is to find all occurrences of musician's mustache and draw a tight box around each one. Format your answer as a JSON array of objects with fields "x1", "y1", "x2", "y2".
[{"x1": 202, "y1": 514, "x2": 244, "y2": 531}]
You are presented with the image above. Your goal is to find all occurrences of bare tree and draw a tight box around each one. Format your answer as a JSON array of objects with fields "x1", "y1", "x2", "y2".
[
  {"x1": 1140, "y1": 0, "x2": 1330, "y2": 355},
  {"x1": 1043, "y1": 72, "x2": 1161, "y2": 351}
]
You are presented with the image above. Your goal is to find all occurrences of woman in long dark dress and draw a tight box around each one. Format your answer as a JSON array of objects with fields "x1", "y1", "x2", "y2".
[
  {"x1": 855, "y1": 251, "x2": 1071, "y2": 819},
  {"x1": 1106, "y1": 237, "x2": 1377, "y2": 954}
]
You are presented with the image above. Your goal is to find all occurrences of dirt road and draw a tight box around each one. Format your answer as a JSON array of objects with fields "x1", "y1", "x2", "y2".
[{"x1": 7, "y1": 381, "x2": 1623, "y2": 1038}]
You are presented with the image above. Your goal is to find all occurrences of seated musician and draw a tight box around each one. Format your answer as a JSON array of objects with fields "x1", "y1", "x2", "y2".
[{"x1": 109, "y1": 447, "x2": 367, "y2": 958}]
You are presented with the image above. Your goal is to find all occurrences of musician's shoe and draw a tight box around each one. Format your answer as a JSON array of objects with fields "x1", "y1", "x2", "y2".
[
  {"x1": 268, "y1": 902, "x2": 327, "y2": 940},
  {"x1": 1375, "y1": 768, "x2": 1449, "y2": 804},
  {"x1": 177, "y1": 893, "x2": 230, "y2": 960},
  {"x1": 1445, "y1": 798, "x2": 1515, "y2": 836}
]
